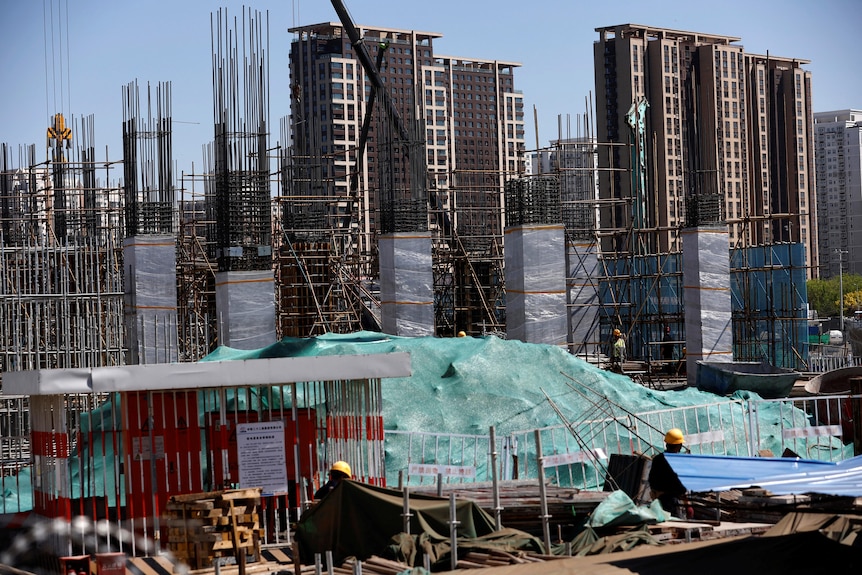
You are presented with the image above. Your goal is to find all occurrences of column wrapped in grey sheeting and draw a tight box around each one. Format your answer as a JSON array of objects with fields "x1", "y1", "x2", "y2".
[
  {"x1": 215, "y1": 269, "x2": 277, "y2": 349},
  {"x1": 682, "y1": 225, "x2": 734, "y2": 386},
  {"x1": 124, "y1": 235, "x2": 179, "y2": 364},
  {"x1": 505, "y1": 224, "x2": 568, "y2": 346},
  {"x1": 379, "y1": 232, "x2": 435, "y2": 337}
]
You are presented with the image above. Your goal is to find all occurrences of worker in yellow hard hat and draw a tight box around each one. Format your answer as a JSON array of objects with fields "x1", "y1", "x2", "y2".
[
  {"x1": 648, "y1": 428, "x2": 689, "y2": 519},
  {"x1": 457, "y1": 330, "x2": 467, "y2": 337},
  {"x1": 314, "y1": 460, "x2": 352, "y2": 500}
]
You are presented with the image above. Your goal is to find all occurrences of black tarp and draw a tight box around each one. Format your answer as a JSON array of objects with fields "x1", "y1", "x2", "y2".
[{"x1": 295, "y1": 480, "x2": 544, "y2": 566}]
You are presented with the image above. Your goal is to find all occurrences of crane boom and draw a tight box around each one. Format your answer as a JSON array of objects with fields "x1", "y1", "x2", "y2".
[
  {"x1": 350, "y1": 41, "x2": 388, "y2": 194},
  {"x1": 330, "y1": 0, "x2": 411, "y2": 144}
]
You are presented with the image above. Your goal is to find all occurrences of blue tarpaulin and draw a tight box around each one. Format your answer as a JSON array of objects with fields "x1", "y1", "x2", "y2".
[{"x1": 666, "y1": 452, "x2": 862, "y2": 497}]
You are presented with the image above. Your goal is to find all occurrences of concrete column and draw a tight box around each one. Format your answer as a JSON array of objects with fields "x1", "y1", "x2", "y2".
[
  {"x1": 124, "y1": 235, "x2": 178, "y2": 364},
  {"x1": 682, "y1": 225, "x2": 734, "y2": 386},
  {"x1": 379, "y1": 232, "x2": 435, "y2": 337},
  {"x1": 215, "y1": 269, "x2": 276, "y2": 349},
  {"x1": 505, "y1": 224, "x2": 567, "y2": 346}
]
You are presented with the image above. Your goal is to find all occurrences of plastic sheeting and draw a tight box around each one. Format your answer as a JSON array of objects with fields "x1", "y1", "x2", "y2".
[
  {"x1": 123, "y1": 235, "x2": 179, "y2": 364},
  {"x1": 4, "y1": 331, "x2": 854, "y2": 512},
  {"x1": 214, "y1": 269, "x2": 277, "y2": 349},
  {"x1": 208, "y1": 332, "x2": 852, "y2": 487},
  {"x1": 219, "y1": 331, "x2": 713, "y2": 437},
  {"x1": 504, "y1": 225, "x2": 568, "y2": 346},
  {"x1": 666, "y1": 452, "x2": 862, "y2": 497},
  {"x1": 730, "y1": 243, "x2": 809, "y2": 369},
  {"x1": 567, "y1": 241, "x2": 600, "y2": 357},
  {"x1": 586, "y1": 490, "x2": 669, "y2": 528},
  {"x1": 379, "y1": 233, "x2": 435, "y2": 337},
  {"x1": 681, "y1": 226, "x2": 734, "y2": 384},
  {"x1": 295, "y1": 479, "x2": 538, "y2": 565}
]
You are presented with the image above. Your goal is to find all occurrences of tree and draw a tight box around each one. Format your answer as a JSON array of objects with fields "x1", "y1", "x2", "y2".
[
  {"x1": 807, "y1": 278, "x2": 834, "y2": 317},
  {"x1": 807, "y1": 274, "x2": 862, "y2": 318},
  {"x1": 843, "y1": 289, "x2": 862, "y2": 317}
]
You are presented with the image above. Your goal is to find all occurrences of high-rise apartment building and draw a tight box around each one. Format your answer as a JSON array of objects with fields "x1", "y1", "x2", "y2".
[
  {"x1": 593, "y1": 24, "x2": 817, "y2": 275},
  {"x1": 814, "y1": 110, "x2": 862, "y2": 278},
  {"x1": 287, "y1": 22, "x2": 525, "y2": 256}
]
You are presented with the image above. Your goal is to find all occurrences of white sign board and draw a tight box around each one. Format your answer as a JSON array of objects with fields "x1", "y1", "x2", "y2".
[
  {"x1": 408, "y1": 463, "x2": 476, "y2": 479},
  {"x1": 237, "y1": 421, "x2": 288, "y2": 496},
  {"x1": 542, "y1": 448, "x2": 607, "y2": 468}
]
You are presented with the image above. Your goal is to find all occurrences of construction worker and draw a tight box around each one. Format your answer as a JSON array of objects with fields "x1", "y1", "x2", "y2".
[
  {"x1": 611, "y1": 328, "x2": 626, "y2": 372},
  {"x1": 314, "y1": 460, "x2": 352, "y2": 500},
  {"x1": 648, "y1": 428, "x2": 689, "y2": 519}
]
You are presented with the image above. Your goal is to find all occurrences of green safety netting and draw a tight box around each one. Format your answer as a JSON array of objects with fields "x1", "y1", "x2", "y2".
[
  {"x1": 202, "y1": 332, "x2": 853, "y2": 486},
  {"x1": 206, "y1": 331, "x2": 716, "y2": 435}
]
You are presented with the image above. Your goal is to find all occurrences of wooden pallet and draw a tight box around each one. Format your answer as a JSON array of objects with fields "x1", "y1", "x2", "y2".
[{"x1": 165, "y1": 488, "x2": 264, "y2": 571}]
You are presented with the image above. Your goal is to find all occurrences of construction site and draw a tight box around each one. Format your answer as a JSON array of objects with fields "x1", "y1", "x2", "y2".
[
  {"x1": 2, "y1": 2, "x2": 854, "y2": 574},
  {"x1": 0, "y1": 3, "x2": 817, "y2": 376}
]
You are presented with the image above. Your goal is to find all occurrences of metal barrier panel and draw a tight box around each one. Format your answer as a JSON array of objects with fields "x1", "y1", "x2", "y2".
[
  {"x1": 807, "y1": 354, "x2": 862, "y2": 373},
  {"x1": 506, "y1": 399, "x2": 753, "y2": 489},
  {"x1": 747, "y1": 395, "x2": 857, "y2": 462},
  {"x1": 3, "y1": 390, "x2": 861, "y2": 554},
  {"x1": 384, "y1": 395, "x2": 861, "y2": 490},
  {"x1": 385, "y1": 429, "x2": 498, "y2": 487}
]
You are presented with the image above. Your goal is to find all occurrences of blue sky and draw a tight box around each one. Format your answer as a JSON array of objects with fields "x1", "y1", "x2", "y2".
[{"x1": 1, "y1": 0, "x2": 859, "y2": 172}]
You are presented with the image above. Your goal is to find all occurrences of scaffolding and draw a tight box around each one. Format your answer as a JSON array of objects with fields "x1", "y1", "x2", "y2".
[
  {"x1": 525, "y1": 108, "x2": 809, "y2": 370},
  {"x1": 0, "y1": 123, "x2": 126, "y2": 378},
  {"x1": 429, "y1": 168, "x2": 508, "y2": 337},
  {"x1": 177, "y1": 167, "x2": 218, "y2": 360},
  {"x1": 0, "y1": 9, "x2": 814, "y2": 384},
  {"x1": 275, "y1": 117, "x2": 372, "y2": 337},
  {"x1": 0, "y1": 121, "x2": 125, "y2": 479}
]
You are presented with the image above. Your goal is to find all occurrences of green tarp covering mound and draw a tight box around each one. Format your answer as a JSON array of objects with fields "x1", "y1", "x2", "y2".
[
  {"x1": 295, "y1": 479, "x2": 544, "y2": 566},
  {"x1": 205, "y1": 331, "x2": 851, "y2": 487},
  {"x1": 205, "y1": 331, "x2": 726, "y2": 438}
]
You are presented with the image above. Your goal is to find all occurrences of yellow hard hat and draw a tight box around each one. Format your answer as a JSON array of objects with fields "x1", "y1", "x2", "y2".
[
  {"x1": 664, "y1": 428, "x2": 685, "y2": 445},
  {"x1": 613, "y1": 329, "x2": 621, "y2": 336},
  {"x1": 330, "y1": 461, "x2": 351, "y2": 477},
  {"x1": 457, "y1": 331, "x2": 467, "y2": 337}
]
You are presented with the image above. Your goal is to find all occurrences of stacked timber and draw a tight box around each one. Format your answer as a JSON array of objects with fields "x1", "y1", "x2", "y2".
[
  {"x1": 690, "y1": 488, "x2": 862, "y2": 524},
  {"x1": 455, "y1": 549, "x2": 563, "y2": 568},
  {"x1": 336, "y1": 551, "x2": 561, "y2": 574},
  {"x1": 165, "y1": 488, "x2": 264, "y2": 570},
  {"x1": 412, "y1": 480, "x2": 609, "y2": 539}
]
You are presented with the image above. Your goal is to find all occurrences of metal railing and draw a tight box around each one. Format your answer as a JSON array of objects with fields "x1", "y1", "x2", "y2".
[
  {"x1": 807, "y1": 352, "x2": 862, "y2": 373},
  {"x1": 385, "y1": 394, "x2": 860, "y2": 489}
]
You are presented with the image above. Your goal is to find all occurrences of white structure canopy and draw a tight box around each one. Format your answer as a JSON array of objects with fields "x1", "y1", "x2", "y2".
[{"x1": 3, "y1": 352, "x2": 412, "y2": 395}]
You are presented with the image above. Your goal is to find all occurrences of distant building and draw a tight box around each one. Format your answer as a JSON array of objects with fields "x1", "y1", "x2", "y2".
[
  {"x1": 287, "y1": 22, "x2": 525, "y2": 254},
  {"x1": 814, "y1": 110, "x2": 862, "y2": 278},
  {"x1": 593, "y1": 24, "x2": 817, "y2": 276}
]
